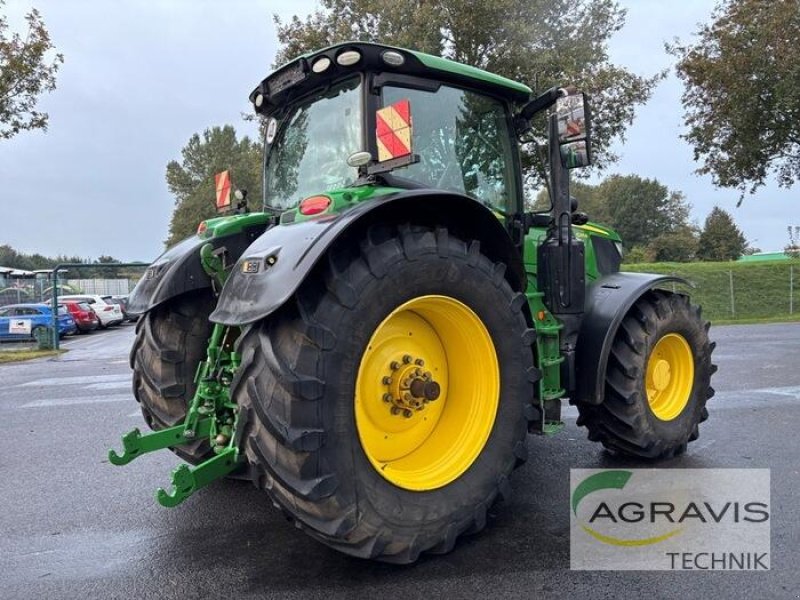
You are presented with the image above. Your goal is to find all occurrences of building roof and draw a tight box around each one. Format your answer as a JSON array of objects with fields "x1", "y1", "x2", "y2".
[{"x1": 737, "y1": 252, "x2": 791, "y2": 262}]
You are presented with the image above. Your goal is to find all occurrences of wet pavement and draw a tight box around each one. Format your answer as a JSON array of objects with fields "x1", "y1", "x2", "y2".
[{"x1": 0, "y1": 322, "x2": 797, "y2": 599}]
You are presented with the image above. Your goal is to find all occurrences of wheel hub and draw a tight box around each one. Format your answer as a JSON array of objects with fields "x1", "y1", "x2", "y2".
[
  {"x1": 651, "y1": 359, "x2": 671, "y2": 391},
  {"x1": 645, "y1": 333, "x2": 695, "y2": 421},
  {"x1": 383, "y1": 354, "x2": 441, "y2": 417}
]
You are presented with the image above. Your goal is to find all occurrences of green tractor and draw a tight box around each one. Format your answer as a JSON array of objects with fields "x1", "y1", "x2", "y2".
[{"x1": 110, "y1": 42, "x2": 716, "y2": 563}]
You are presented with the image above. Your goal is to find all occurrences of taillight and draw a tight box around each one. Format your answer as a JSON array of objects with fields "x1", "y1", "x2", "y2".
[{"x1": 298, "y1": 195, "x2": 331, "y2": 216}]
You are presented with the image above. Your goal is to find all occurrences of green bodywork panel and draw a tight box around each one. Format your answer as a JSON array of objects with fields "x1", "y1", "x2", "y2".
[
  {"x1": 280, "y1": 185, "x2": 403, "y2": 224},
  {"x1": 409, "y1": 50, "x2": 531, "y2": 96},
  {"x1": 290, "y1": 41, "x2": 531, "y2": 99},
  {"x1": 197, "y1": 211, "x2": 273, "y2": 240},
  {"x1": 522, "y1": 222, "x2": 621, "y2": 430}
]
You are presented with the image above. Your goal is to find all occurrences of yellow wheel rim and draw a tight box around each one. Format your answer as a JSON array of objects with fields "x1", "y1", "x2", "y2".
[
  {"x1": 355, "y1": 295, "x2": 500, "y2": 491},
  {"x1": 646, "y1": 333, "x2": 694, "y2": 421}
]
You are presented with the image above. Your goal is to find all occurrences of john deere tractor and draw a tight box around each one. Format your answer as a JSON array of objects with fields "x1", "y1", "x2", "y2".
[{"x1": 110, "y1": 42, "x2": 715, "y2": 563}]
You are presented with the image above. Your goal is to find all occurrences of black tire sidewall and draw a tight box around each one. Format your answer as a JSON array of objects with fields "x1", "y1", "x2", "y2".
[
  {"x1": 316, "y1": 245, "x2": 531, "y2": 534},
  {"x1": 640, "y1": 303, "x2": 710, "y2": 443}
]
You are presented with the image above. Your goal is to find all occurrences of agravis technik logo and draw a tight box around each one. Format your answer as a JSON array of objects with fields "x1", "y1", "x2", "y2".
[{"x1": 570, "y1": 469, "x2": 770, "y2": 570}]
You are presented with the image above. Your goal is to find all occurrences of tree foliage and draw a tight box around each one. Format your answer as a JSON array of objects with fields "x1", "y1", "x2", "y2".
[
  {"x1": 0, "y1": 0, "x2": 63, "y2": 140},
  {"x1": 273, "y1": 0, "x2": 662, "y2": 176},
  {"x1": 669, "y1": 0, "x2": 800, "y2": 201},
  {"x1": 696, "y1": 206, "x2": 747, "y2": 261},
  {"x1": 596, "y1": 175, "x2": 692, "y2": 250},
  {"x1": 165, "y1": 125, "x2": 262, "y2": 247},
  {"x1": 0, "y1": 244, "x2": 121, "y2": 273},
  {"x1": 534, "y1": 174, "x2": 698, "y2": 262}
]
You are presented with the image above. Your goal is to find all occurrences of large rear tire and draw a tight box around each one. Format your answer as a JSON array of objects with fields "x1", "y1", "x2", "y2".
[
  {"x1": 232, "y1": 225, "x2": 538, "y2": 563},
  {"x1": 576, "y1": 290, "x2": 716, "y2": 459},
  {"x1": 130, "y1": 290, "x2": 216, "y2": 464}
]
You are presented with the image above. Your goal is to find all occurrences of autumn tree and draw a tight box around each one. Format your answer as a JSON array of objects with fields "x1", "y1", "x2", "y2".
[
  {"x1": 0, "y1": 0, "x2": 63, "y2": 139},
  {"x1": 696, "y1": 206, "x2": 747, "y2": 261},
  {"x1": 165, "y1": 125, "x2": 262, "y2": 246},
  {"x1": 273, "y1": 0, "x2": 662, "y2": 177},
  {"x1": 669, "y1": 0, "x2": 800, "y2": 201}
]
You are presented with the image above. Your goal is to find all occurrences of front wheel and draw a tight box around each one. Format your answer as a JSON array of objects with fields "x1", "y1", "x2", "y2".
[
  {"x1": 233, "y1": 225, "x2": 537, "y2": 563},
  {"x1": 576, "y1": 290, "x2": 716, "y2": 459}
]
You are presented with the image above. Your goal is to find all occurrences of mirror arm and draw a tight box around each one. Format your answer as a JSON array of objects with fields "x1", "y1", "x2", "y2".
[{"x1": 517, "y1": 86, "x2": 573, "y2": 122}]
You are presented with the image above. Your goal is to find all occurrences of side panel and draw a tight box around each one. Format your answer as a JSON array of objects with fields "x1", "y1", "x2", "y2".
[
  {"x1": 127, "y1": 226, "x2": 268, "y2": 315},
  {"x1": 574, "y1": 272, "x2": 689, "y2": 405},
  {"x1": 210, "y1": 190, "x2": 525, "y2": 326}
]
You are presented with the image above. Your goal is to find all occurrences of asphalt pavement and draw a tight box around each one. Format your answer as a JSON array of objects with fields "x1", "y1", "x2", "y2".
[{"x1": 0, "y1": 322, "x2": 798, "y2": 599}]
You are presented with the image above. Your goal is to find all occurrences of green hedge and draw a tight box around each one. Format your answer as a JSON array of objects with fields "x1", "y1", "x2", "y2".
[{"x1": 621, "y1": 259, "x2": 800, "y2": 323}]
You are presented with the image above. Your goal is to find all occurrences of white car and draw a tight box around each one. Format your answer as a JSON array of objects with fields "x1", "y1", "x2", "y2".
[{"x1": 56, "y1": 294, "x2": 124, "y2": 328}]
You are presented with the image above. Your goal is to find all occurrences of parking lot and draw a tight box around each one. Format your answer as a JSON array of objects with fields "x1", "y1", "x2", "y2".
[{"x1": 0, "y1": 322, "x2": 798, "y2": 599}]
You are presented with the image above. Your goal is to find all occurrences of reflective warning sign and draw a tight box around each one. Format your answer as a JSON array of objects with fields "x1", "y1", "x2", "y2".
[
  {"x1": 376, "y1": 99, "x2": 412, "y2": 162},
  {"x1": 215, "y1": 170, "x2": 232, "y2": 210}
]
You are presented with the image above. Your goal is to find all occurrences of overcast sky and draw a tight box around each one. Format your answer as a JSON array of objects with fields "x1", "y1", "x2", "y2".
[{"x1": 0, "y1": 0, "x2": 796, "y2": 261}]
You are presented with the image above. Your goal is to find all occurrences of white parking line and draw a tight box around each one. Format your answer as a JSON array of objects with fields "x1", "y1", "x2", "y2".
[
  {"x1": 21, "y1": 394, "x2": 131, "y2": 408},
  {"x1": 86, "y1": 382, "x2": 130, "y2": 391},
  {"x1": 18, "y1": 374, "x2": 129, "y2": 387}
]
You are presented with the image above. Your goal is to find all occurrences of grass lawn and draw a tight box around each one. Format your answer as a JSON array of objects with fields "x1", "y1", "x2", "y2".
[{"x1": 0, "y1": 348, "x2": 67, "y2": 363}]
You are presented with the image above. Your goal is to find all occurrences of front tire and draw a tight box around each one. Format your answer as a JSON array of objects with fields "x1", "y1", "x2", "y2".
[
  {"x1": 233, "y1": 225, "x2": 538, "y2": 562},
  {"x1": 576, "y1": 290, "x2": 716, "y2": 459}
]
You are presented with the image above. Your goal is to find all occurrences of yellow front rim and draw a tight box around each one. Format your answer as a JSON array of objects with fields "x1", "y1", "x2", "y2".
[
  {"x1": 646, "y1": 333, "x2": 694, "y2": 421},
  {"x1": 355, "y1": 295, "x2": 500, "y2": 491}
]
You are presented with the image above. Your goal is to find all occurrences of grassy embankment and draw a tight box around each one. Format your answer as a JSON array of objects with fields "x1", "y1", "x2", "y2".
[{"x1": 622, "y1": 259, "x2": 800, "y2": 324}]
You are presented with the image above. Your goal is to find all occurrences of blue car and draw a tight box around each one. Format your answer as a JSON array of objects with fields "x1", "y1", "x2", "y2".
[{"x1": 0, "y1": 303, "x2": 77, "y2": 341}]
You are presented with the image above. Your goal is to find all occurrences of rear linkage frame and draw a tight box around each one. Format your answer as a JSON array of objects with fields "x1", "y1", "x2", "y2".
[{"x1": 108, "y1": 243, "x2": 244, "y2": 506}]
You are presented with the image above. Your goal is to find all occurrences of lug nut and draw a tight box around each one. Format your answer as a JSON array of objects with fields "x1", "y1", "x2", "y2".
[
  {"x1": 382, "y1": 376, "x2": 392, "y2": 385},
  {"x1": 390, "y1": 361, "x2": 400, "y2": 370},
  {"x1": 391, "y1": 406, "x2": 403, "y2": 415},
  {"x1": 383, "y1": 393, "x2": 393, "y2": 403},
  {"x1": 403, "y1": 354, "x2": 412, "y2": 364},
  {"x1": 415, "y1": 358, "x2": 424, "y2": 366},
  {"x1": 402, "y1": 409, "x2": 413, "y2": 418}
]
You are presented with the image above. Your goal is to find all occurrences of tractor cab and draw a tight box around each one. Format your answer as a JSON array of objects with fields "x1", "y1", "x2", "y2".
[{"x1": 253, "y1": 42, "x2": 534, "y2": 217}]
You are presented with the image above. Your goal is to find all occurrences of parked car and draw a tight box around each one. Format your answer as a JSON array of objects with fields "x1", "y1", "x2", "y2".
[
  {"x1": 61, "y1": 300, "x2": 100, "y2": 333},
  {"x1": 55, "y1": 294, "x2": 124, "y2": 328},
  {"x1": 108, "y1": 295, "x2": 137, "y2": 322},
  {"x1": 0, "y1": 303, "x2": 77, "y2": 341}
]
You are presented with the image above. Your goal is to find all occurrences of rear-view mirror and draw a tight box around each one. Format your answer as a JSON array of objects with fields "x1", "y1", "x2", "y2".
[{"x1": 555, "y1": 92, "x2": 592, "y2": 169}]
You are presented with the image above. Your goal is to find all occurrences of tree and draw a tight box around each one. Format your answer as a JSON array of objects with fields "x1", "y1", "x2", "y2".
[
  {"x1": 647, "y1": 226, "x2": 699, "y2": 263},
  {"x1": 596, "y1": 175, "x2": 692, "y2": 250},
  {"x1": 165, "y1": 125, "x2": 262, "y2": 246},
  {"x1": 696, "y1": 206, "x2": 747, "y2": 261},
  {"x1": 668, "y1": 0, "x2": 800, "y2": 202},
  {"x1": 0, "y1": 0, "x2": 63, "y2": 139},
  {"x1": 786, "y1": 225, "x2": 800, "y2": 258},
  {"x1": 274, "y1": 0, "x2": 663, "y2": 178}
]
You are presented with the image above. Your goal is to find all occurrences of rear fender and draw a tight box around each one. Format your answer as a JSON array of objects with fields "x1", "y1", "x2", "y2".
[
  {"x1": 127, "y1": 226, "x2": 269, "y2": 315},
  {"x1": 574, "y1": 272, "x2": 689, "y2": 405},
  {"x1": 210, "y1": 190, "x2": 525, "y2": 326}
]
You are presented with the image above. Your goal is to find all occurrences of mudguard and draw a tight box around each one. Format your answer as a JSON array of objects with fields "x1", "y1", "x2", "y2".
[
  {"x1": 574, "y1": 272, "x2": 689, "y2": 405},
  {"x1": 127, "y1": 226, "x2": 268, "y2": 315},
  {"x1": 210, "y1": 190, "x2": 525, "y2": 326}
]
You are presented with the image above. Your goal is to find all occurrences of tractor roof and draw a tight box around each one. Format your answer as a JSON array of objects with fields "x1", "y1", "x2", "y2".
[{"x1": 252, "y1": 42, "x2": 533, "y2": 113}]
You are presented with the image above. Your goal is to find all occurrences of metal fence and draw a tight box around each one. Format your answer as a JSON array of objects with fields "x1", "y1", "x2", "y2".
[
  {"x1": 0, "y1": 278, "x2": 135, "y2": 307},
  {"x1": 0, "y1": 263, "x2": 149, "y2": 350},
  {"x1": 625, "y1": 261, "x2": 800, "y2": 322}
]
